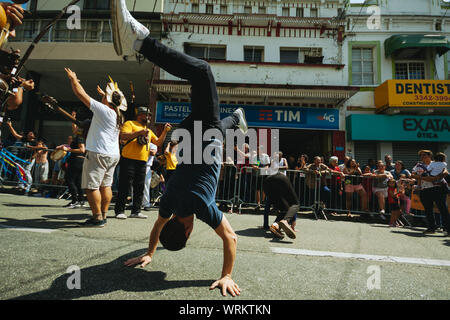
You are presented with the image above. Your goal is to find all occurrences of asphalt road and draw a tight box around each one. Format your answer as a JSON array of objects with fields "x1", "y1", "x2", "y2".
[{"x1": 0, "y1": 193, "x2": 449, "y2": 300}]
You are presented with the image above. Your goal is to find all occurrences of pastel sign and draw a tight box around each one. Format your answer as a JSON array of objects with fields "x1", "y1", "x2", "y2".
[{"x1": 156, "y1": 101, "x2": 339, "y2": 130}]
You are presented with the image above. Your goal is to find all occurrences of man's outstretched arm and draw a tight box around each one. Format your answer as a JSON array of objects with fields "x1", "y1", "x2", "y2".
[
  {"x1": 210, "y1": 215, "x2": 241, "y2": 297},
  {"x1": 65, "y1": 68, "x2": 91, "y2": 108},
  {"x1": 124, "y1": 214, "x2": 170, "y2": 268}
]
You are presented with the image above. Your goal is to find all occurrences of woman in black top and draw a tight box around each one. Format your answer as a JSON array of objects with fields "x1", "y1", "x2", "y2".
[{"x1": 60, "y1": 134, "x2": 86, "y2": 208}]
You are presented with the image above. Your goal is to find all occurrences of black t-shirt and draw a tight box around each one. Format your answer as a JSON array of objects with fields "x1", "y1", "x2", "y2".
[{"x1": 68, "y1": 135, "x2": 85, "y2": 161}]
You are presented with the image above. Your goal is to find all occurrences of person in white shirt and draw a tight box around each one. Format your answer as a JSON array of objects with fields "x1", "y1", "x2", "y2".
[
  {"x1": 411, "y1": 150, "x2": 449, "y2": 236},
  {"x1": 253, "y1": 145, "x2": 270, "y2": 211},
  {"x1": 65, "y1": 67, "x2": 125, "y2": 228},
  {"x1": 142, "y1": 143, "x2": 158, "y2": 211}
]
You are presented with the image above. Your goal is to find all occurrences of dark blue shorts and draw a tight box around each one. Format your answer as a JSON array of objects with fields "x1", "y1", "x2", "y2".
[{"x1": 159, "y1": 188, "x2": 223, "y2": 230}]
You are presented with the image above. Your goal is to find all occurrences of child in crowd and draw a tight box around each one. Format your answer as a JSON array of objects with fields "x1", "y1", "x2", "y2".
[
  {"x1": 428, "y1": 152, "x2": 448, "y2": 189},
  {"x1": 387, "y1": 178, "x2": 402, "y2": 227},
  {"x1": 397, "y1": 174, "x2": 414, "y2": 215}
]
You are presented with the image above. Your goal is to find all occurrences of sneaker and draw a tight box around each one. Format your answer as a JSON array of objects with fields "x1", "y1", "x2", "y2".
[
  {"x1": 78, "y1": 202, "x2": 88, "y2": 208},
  {"x1": 269, "y1": 224, "x2": 285, "y2": 239},
  {"x1": 79, "y1": 218, "x2": 105, "y2": 228},
  {"x1": 111, "y1": 0, "x2": 150, "y2": 57},
  {"x1": 63, "y1": 202, "x2": 77, "y2": 208},
  {"x1": 379, "y1": 210, "x2": 386, "y2": 221},
  {"x1": 278, "y1": 220, "x2": 296, "y2": 239},
  {"x1": 115, "y1": 213, "x2": 127, "y2": 219},
  {"x1": 233, "y1": 107, "x2": 248, "y2": 134},
  {"x1": 423, "y1": 228, "x2": 436, "y2": 235},
  {"x1": 130, "y1": 212, "x2": 148, "y2": 219}
]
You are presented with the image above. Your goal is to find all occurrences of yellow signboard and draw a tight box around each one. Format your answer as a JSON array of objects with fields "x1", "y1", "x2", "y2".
[{"x1": 375, "y1": 80, "x2": 450, "y2": 111}]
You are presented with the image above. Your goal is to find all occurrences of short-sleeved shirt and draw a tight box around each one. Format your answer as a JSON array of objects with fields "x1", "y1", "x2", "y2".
[
  {"x1": 146, "y1": 143, "x2": 158, "y2": 167},
  {"x1": 390, "y1": 168, "x2": 411, "y2": 180},
  {"x1": 121, "y1": 120, "x2": 157, "y2": 161},
  {"x1": 68, "y1": 135, "x2": 85, "y2": 163},
  {"x1": 158, "y1": 139, "x2": 223, "y2": 229},
  {"x1": 427, "y1": 161, "x2": 447, "y2": 176},
  {"x1": 85, "y1": 99, "x2": 120, "y2": 156},
  {"x1": 372, "y1": 170, "x2": 392, "y2": 188},
  {"x1": 165, "y1": 151, "x2": 178, "y2": 170},
  {"x1": 427, "y1": 161, "x2": 447, "y2": 186},
  {"x1": 412, "y1": 162, "x2": 434, "y2": 189}
]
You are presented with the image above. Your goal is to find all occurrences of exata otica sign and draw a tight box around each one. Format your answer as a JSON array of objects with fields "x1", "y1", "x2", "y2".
[{"x1": 375, "y1": 80, "x2": 450, "y2": 111}]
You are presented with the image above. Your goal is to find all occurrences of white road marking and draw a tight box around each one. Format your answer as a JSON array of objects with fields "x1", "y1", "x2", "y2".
[
  {"x1": 0, "y1": 225, "x2": 56, "y2": 233},
  {"x1": 270, "y1": 247, "x2": 450, "y2": 267}
]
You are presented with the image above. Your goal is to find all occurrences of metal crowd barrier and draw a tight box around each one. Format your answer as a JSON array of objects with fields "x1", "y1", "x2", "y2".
[
  {"x1": 0, "y1": 146, "x2": 69, "y2": 198},
  {"x1": 213, "y1": 165, "x2": 443, "y2": 227}
]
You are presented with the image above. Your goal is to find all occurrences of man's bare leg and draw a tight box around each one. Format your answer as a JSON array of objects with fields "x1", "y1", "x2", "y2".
[
  {"x1": 100, "y1": 186, "x2": 113, "y2": 220},
  {"x1": 86, "y1": 189, "x2": 103, "y2": 220}
]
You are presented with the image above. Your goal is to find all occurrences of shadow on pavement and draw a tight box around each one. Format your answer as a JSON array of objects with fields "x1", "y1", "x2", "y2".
[
  {"x1": 42, "y1": 214, "x2": 92, "y2": 221},
  {"x1": 235, "y1": 227, "x2": 268, "y2": 238},
  {"x1": 12, "y1": 249, "x2": 215, "y2": 300},
  {"x1": 2, "y1": 203, "x2": 62, "y2": 208},
  {"x1": 0, "y1": 216, "x2": 87, "y2": 229}
]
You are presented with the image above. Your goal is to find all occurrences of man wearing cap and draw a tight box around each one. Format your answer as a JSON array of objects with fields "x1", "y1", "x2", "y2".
[{"x1": 114, "y1": 106, "x2": 171, "y2": 219}]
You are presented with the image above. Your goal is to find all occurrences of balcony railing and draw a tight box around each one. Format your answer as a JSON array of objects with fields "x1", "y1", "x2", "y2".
[{"x1": 10, "y1": 19, "x2": 161, "y2": 43}]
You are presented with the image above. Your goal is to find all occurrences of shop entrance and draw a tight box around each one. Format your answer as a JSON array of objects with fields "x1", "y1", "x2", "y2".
[{"x1": 278, "y1": 129, "x2": 332, "y2": 164}]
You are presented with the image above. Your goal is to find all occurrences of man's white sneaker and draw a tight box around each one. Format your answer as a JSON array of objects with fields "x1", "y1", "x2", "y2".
[
  {"x1": 111, "y1": 0, "x2": 150, "y2": 57},
  {"x1": 234, "y1": 108, "x2": 248, "y2": 134},
  {"x1": 116, "y1": 213, "x2": 127, "y2": 220},
  {"x1": 130, "y1": 212, "x2": 148, "y2": 219}
]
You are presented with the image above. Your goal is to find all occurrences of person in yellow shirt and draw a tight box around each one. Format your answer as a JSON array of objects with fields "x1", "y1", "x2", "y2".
[
  {"x1": 115, "y1": 106, "x2": 171, "y2": 219},
  {"x1": 164, "y1": 140, "x2": 178, "y2": 185}
]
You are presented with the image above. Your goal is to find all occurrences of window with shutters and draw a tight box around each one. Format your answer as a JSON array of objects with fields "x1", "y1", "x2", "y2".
[
  {"x1": 394, "y1": 62, "x2": 425, "y2": 80},
  {"x1": 352, "y1": 47, "x2": 375, "y2": 85},
  {"x1": 280, "y1": 48, "x2": 323, "y2": 64},
  {"x1": 206, "y1": 4, "x2": 214, "y2": 14},
  {"x1": 185, "y1": 44, "x2": 226, "y2": 61},
  {"x1": 244, "y1": 46, "x2": 264, "y2": 63}
]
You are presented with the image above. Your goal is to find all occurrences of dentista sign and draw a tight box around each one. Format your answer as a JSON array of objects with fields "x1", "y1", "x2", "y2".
[
  {"x1": 375, "y1": 80, "x2": 450, "y2": 110},
  {"x1": 346, "y1": 114, "x2": 450, "y2": 142}
]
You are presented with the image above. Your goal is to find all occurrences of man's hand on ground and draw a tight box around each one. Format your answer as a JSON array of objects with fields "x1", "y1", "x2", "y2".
[
  {"x1": 209, "y1": 275, "x2": 241, "y2": 297},
  {"x1": 124, "y1": 254, "x2": 152, "y2": 268}
]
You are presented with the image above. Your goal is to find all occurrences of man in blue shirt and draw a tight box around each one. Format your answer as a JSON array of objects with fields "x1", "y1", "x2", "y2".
[{"x1": 112, "y1": 0, "x2": 248, "y2": 297}]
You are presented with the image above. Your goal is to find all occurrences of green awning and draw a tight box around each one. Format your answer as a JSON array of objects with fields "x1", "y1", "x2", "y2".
[{"x1": 384, "y1": 34, "x2": 450, "y2": 58}]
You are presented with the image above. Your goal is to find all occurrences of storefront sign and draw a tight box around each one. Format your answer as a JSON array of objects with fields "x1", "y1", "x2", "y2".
[
  {"x1": 375, "y1": 80, "x2": 450, "y2": 111},
  {"x1": 346, "y1": 114, "x2": 450, "y2": 142},
  {"x1": 156, "y1": 101, "x2": 340, "y2": 130}
]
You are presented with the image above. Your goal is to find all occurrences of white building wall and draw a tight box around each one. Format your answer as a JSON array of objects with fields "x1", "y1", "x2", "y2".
[{"x1": 162, "y1": 32, "x2": 345, "y2": 86}]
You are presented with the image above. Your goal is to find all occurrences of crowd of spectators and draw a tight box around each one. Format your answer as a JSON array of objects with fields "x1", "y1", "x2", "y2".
[
  {"x1": 1, "y1": 130, "x2": 449, "y2": 234},
  {"x1": 218, "y1": 146, "x2": 449, "y2": 234}
]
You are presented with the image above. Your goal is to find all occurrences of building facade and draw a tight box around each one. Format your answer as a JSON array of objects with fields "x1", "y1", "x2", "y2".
[
  {"x1": 4, "y1": 0, "x2": 450, "y2": 170},
  {"x1": 344, "y1": 0, "x2": 450, "y2": 169}
]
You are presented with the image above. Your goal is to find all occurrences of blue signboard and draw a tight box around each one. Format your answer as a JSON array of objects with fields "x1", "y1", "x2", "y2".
[
  {"x1": 347, "y1": 114, "x2": 450, "y2": 142},
  {"x1": 156, "y1": 101, "x2": 339, "y2": 130}
]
